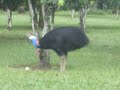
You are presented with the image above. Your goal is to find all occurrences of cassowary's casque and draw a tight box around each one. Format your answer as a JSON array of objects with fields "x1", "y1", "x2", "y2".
[{"x1": 38, "y1": 26, "x2": 89, "y2": 72}]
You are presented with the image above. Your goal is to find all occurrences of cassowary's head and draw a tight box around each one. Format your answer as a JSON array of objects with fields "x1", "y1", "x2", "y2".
[{"x1": 26, "y1": 32, "x2": 42, "y2": 56}]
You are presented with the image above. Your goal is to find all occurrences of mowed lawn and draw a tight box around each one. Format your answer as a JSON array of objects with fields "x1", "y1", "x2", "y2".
[{"x1": 0, "y1": 11, "x2": 120, "y2": 90}]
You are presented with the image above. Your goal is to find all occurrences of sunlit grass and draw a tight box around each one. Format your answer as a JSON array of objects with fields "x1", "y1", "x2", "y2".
[{"x1": 0, "y1": 11, "x2": 120, "y2": 90}]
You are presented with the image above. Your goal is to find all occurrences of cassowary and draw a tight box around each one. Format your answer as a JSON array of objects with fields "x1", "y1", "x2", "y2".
[{"x1": 38, "y1": 26, "x2": 89, "y2": 72}]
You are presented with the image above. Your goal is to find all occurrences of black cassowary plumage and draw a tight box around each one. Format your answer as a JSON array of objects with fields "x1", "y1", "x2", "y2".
[
  {"x1": 39, "y1": 26, "x2": 89, "y2": 72},
  {"x1": 39, "y1": 26, "x2": 89, "y2": 55}
]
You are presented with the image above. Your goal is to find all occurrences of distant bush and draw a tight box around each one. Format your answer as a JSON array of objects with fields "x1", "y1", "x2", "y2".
[
  {"x1": 18, "y1": 5, "x2": 25, "y2": 14},
  {"x1": 55, "y1": 10, "x2": 79, "y2": 18},
  {"x1": 87, "y1": 8, "x2": 112, "y2": 15},
  {"x1": 55, "y1": 11, "x2": 71, "y2": 16},
  {"x1": 0, "y1": 9, "x2": 4, "y2": 14},
  {"x1": 56, "y1": 9, "x2": 112, "y2": 17}
]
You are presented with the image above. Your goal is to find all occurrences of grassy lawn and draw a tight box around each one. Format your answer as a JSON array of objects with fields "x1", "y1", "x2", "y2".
[{"x1": 0, "y1": 11, "x2": 120, "y2": 90}]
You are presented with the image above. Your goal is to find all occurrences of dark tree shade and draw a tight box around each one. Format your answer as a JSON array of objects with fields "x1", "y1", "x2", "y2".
[{"x1": 1, "y1": 0, "x2": 24, "y2": 10}]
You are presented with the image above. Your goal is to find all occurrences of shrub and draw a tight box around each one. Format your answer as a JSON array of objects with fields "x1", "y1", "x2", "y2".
[{"x1": 87, "y1": 8, "x2": 111, "y2": 15}]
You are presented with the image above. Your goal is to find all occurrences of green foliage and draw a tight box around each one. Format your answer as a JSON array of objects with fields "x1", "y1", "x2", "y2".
[
  {"x1": 90, "y1": 0, "x2": 95, "y2": 5},
  {"x1": 41, "y1": 0, "x2": 48, "y2": 4},
  {"x1": 97, "y1": 0, "x2": 120, "y2": 11},
  {"x1": 64, "y1": 0, "x2": 96, "y2": 11},
  {"x1": 64, "y1": 0, "x2": 79, "y2": 11},
  {"x1": 87, "y1": 8, "x2": 111, "y2": 15},
  {"x1": 58, "y1": 0, "x2": 64, "y2": 6},
  {"x1": 41, "y1": 0, "x2": 58, "y2": 5},
  {"x1": 111, "y1": 0, "x2": 120, "y2": 12},
  {"x1": 1, "y1": 0, "x2": 24, "y2": 10}
]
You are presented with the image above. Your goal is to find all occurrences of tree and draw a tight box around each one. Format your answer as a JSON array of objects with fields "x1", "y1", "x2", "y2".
[
  {"x1": 111, "y1": 0, "x2": 120, "y2": 16},
  {"x1": 28, "y1": 0, "x2": 38, "y2": 34},
  {"x1": 64, "y1": 0, "x2": 78, "y2": 18},
  {"x1": 39, "y1": 3, "x2": 51, "y2": 69},
  {"x1": 79, "y1": 0, "x2": 90, "y2": 30},
  {"x1": 96, "y1": 0, "x2": 120, "y2": 17},
  {"x1": 37, "y1": 1, "x2": 43, "y2": 28},
  {"x1": 1, "y1": 0, "x2": 58, "y2": 69},
  {"x1": 64, "y1": 0, "x2": 96, "y2": 30},
  {"x1": 37, "y1": 0, "x2": 58, "y2": 69},
  {"x1": 97, "y1": 0, "x2": 107, "y2": 10},
  {"x1": 38, "y1": 0, "x2": 97, "y2": 69},
  {"x1": 1, "y1": 0, "x2": 24, "y2": 30}
]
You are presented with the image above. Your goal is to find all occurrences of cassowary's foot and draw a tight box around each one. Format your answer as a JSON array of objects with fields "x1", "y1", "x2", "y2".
[{"x1": 60, "y1": 55, "x2": 67, "y2": 72}]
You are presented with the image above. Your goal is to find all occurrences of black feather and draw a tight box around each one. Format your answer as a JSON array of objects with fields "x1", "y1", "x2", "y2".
[{"x1": 39, "y1": 26, "x2": 89, "y2": 56}]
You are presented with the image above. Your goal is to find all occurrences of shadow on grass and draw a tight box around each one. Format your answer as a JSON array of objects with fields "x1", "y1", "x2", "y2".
[
  {"x1": 1, "y1": 24, "x2": 119, "y2": 31},
  {"x1": 9, "y1": 63, "x2": 59, "y2": 71},
  {"x1": 0, "y1": 25, "x2": 32, "y2": 31},
  {"x1": 87, "y1": 25, "x2": 120, "y2": 30}
]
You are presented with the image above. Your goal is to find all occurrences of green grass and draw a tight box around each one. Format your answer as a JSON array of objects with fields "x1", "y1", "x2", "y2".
[{"x1": 0, "y1": 12, "x2": 120, "y2": 90}]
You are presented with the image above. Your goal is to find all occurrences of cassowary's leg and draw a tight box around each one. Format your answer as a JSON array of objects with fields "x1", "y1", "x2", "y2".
[{"x1": 60, "y1": 55, "x2": 67, "y2": 72}]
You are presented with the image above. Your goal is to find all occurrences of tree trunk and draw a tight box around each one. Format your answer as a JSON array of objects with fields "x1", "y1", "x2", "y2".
[
  {"x1": 39, "y1": 49, "x2": 51, "y2": 69},
  {"x1": 42, "y1": 5, "x2": 50, "y2": 36},
  {"x1": 28, "y1": 0, "x2": 38, "y2": 34},
  {"x1": 71, "y1": 9, "x2": 75, "y2": 19},
  {"x1": 116, "y1": 9, "x2": 119, "y2": 19},
  {"x1": 49, "y1": 15, "x2": 53, "y2": 30},
  {"x1": 39, "y1": 5, "x2": 51, "y2": 69},
  {"x1": 7, "y1": 8, "x2": 12, "y2": 30},
  {"x1": 49, "y1": 4, "x2": 56, "y2": 30},
  {"x1": 33, "y1": 5, "x2": 38, "y2": 30},
  {"x1": 38, "y1": 3, "x2": 43, "y2": 28},
  {"x1": 79, "y1": 7, "x2": 88, "y2": 30}
]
